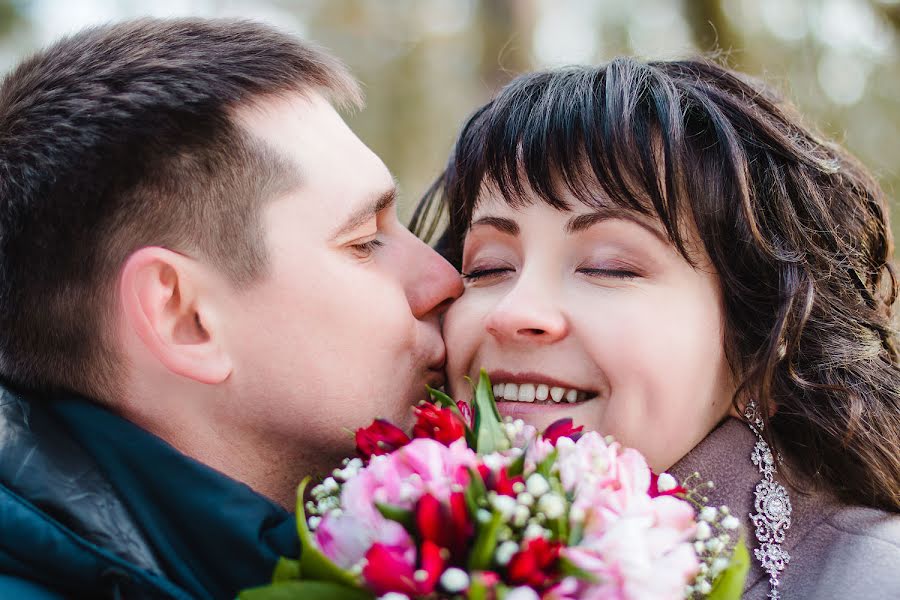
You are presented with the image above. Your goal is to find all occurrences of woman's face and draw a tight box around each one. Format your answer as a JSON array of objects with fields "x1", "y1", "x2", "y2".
[{"x1": 443, "y1": 192, "x2": 737, "y2": 472}]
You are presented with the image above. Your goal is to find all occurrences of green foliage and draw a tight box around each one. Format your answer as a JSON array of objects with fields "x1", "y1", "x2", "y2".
[
  {"x1": 472, "y1": 370, "x2": 509, "y2": 454},
  {"x1": 707, "y1": 538, "x2": 751, "y2": 600},
  {"x1": 239, "y1": 581, "x2": 372, "y2": 600},
  {"x1": 468, "y1": 509, "x2": 504, "y2": 571},
  {"x1": 292, "y1": 478, "x2": 361, "y2": 589}
]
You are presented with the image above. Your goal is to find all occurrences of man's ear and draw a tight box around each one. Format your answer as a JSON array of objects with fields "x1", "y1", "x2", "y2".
[{"x1": 119, "y1": 247, "x2": 233, "y2": 384}]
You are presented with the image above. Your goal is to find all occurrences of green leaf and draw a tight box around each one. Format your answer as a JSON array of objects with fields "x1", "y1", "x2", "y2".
[
  {"x1": 467, "y1": 575, "x2": 489, "y2": 600},
  {"x1": 472, "y1": 370, "x2": 509, "y2": 454},
  {"x1": 239, "y1": 581, "x2": 373, "y2": 600},
  {"x1": 375, "y1": 502, "x2": 414, "y2": 532},
  {"x1": 535, "y1": 448, "x2": 558, "y2": 479},
  {"x1": 706, "y1": 537, "x2": 751, "y2": 600},
  {"x1": 293, "y1": 478, "x2": 361, "y2": 589},
  {"x1": 505, "y1": 443, "x2": 527, "y2": 478},
  {"x1": 468, "y1": 509, "x2": 504, "y2": 571},
  {"x1": 272, "y1": 557, "x2": 300, "y2": 582}
]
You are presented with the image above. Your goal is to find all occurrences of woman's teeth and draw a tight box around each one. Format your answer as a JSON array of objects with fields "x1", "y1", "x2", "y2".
[{"x1": 493, "y1": 382, "x2": 588, "y2": 404}]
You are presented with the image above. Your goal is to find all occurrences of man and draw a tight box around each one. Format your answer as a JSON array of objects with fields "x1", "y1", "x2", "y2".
[{"x1": 0, "y1": 18, "x2": 462, "y2": 599}]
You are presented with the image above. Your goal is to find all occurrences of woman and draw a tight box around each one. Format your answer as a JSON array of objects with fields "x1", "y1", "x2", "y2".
[{"x1": 413, "y1": 58, "x2": 900, "y2": 598}]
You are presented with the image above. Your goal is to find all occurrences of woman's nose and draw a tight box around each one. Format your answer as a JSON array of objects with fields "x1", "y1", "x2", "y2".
[{"x1": 484, "y1": 277, "x2": 568, "y2": 344}]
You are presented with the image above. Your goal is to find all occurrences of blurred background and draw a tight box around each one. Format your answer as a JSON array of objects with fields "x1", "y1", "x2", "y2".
[{"x1": 1, "y1": 0, "x2": 897, "y2": 234}]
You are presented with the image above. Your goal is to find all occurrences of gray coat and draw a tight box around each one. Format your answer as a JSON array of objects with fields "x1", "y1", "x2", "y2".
[{"x1": 671, "y1": 418, "x2": 900, "y2": 599}]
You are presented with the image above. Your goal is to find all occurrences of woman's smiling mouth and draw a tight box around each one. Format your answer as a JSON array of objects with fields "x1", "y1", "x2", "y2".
[{"x1": 487, "y1": 370, "x2": 598, "y2": 405}]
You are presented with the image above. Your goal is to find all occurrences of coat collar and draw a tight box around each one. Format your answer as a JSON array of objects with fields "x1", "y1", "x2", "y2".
[
  {"x1": 47, "y1": 395, "x2": 299, "y2": 600},
  {"x1": 670, "y1": 417, "x2": 841, "y2": 592}
]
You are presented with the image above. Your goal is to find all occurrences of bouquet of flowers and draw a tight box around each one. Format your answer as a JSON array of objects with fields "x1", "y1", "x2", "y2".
[{"x1": 241, "y1": 371, "x2": 748, "y2": 600}]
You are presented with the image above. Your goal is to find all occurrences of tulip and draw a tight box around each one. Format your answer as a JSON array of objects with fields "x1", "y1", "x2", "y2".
[
  {"x1": 355, "y1": 419, "x2": 411, "y2": 460},
  {"x1": 415, "y1": 492, "x2": 473, "y2": 562},
  {"x1": 413, "y1": 403, "x2": 467, "y2": 445},
  {"x1": 362, "y1": 540, "x2": 444, "y2": 596},
  {"x1": 541, "y1": 418, "x2": 584, "y2": 445},
  {"x1": 506, "y1": 537, "x2": 562, "y2": 589}
]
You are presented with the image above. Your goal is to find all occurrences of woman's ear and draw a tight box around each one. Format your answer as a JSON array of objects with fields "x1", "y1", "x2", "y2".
[{"x1": 119, "y1": 247, "x2": 233, "y2": 384}]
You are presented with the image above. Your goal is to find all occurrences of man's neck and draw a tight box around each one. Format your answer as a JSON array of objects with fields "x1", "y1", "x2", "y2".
[{"x1": 115, "y1": 385, "x2": 330, "y2": 509}]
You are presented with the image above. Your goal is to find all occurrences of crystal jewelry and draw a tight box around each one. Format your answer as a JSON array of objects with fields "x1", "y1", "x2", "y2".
[{"x1": 745, "y1": 400, "x2": 792, "y2": 599}]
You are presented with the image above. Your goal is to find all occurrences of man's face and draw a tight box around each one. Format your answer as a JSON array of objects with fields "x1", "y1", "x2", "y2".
[{"x1": 222, "y1": 93, "x2": 461, "y2": 471}]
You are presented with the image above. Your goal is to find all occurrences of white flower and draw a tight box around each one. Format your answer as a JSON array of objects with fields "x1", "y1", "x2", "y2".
[
  {"x1": 526, "y1": 473, "x2": 550, "y2": 497},
  {"x1": 537, "y1": 493, "x2": 566, "y2": 519},
  {"x1": 513, "y1": 505, "x2": 531, "y2": 527},
  {"x1": 495, "y1": 540, "x2": 520, "y2": 566},
  {"x1": 505, "y1": 587, "x2": 540, "y2": 600},
  {"x1": 700, "y1": 506, "x2": 718, "y2": 522},
  {"x1": 711, "y1": 557, "x2": 730, "y2": 576},
  {"x1": 697, "y1": 580, "x2": 712, "y2": 594},
  {"x1": 491, "y1": 494, "x2": 518, "y2": 519},
  {"x1": 440, "y1": 568, "x2": 470, "y2": 593},
  {"x1": 378, "y1": 593, "x2": 410, "y2": 600},
  {"x1": 523, "y1": 522, "x2": 548, "y2": 540},
  {"x1": 696, "y1": 521, "x2": 712, "y2": 540},
  {"x1": 517, "y1": 492, "x2": 535, "y2": 507},
  {"x1": 656, "y1": 472, "x2": 678, "y2": 492},
  {"x1": 722, "y1": 515, "x2": 740, "y2": 530}
]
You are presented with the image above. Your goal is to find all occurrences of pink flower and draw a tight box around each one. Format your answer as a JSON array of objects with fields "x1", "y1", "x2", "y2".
[
  {"x1": 564, "y1": 513, "x2": 698, "y2": 599},
  {"x1": 315, "y1": 438, "x2": 478, "y2": 568},
  {"x1": 553, "y1": 432, "x2": 699, "y2": 599}
]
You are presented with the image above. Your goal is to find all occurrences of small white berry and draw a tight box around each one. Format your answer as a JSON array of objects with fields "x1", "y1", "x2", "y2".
[
  {"x1": 526, "y1": 474, "x2": 550, "y2": 497},
  {"x1": 656, "y1": 473, "x2": 678, "y2": 492},
  {"x1": 439, "y1": 568, "x2": 470, "y2": 593}
]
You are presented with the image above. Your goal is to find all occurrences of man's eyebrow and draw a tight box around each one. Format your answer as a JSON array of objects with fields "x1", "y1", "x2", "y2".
[
  {"x1": 470, "y1": 216, "x2": 520, "y2": 236},
  {"x1": 566, "y1": 208, "x2": 667, "y2": 243},
  {"x1": 332, "y1": 186, "x2": 397, "y2": 238}
]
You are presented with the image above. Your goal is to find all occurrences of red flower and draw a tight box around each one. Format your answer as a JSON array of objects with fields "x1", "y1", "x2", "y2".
[
  {"x1": 355, "y1": 419, "x2": 411, "y2": 460},
  {"x1": 362, "y1": 540, "x2": 444, "y2": 596},
  {"x1": 649, "y1": 472, "x2": 687, "y2": 498},
  {"x1": 541, "y1": 418, "x2": 584, "y2": 445},
  {"x1": 413, "y1": 403, "x2": 467, "y2": 446},
  {"x1": 477, "y1": 464, "x2": 525, "y2": 497},
  {"x1": 415, "y1": 492, "x2": 473, "y2": 562},
  {"x1": 506, "y1": 538, "x2": 562, "y2": 589}
]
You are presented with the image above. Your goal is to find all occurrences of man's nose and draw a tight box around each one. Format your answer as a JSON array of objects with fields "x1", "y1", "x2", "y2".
[
  {"x1": 405, "y1": 233, "x2": 463, "y2": 320},
  {"x1": 485, "y1": 272, "x2": 568, "y2": 344}
]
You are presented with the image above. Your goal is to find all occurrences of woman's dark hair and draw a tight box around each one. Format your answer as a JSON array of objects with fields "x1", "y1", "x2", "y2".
[{"x1": 412, "y1": 57, "x2": 900, "y2": 512}]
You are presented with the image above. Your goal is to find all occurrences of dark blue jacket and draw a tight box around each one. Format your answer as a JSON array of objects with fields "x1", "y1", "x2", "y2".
[{"x1": 0, "y1": 384, "x2": 299, "y2": 599}]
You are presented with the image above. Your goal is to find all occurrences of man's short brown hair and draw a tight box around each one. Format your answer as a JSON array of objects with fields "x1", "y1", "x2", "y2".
[{"x1": 0, "y1": 18, "x2": 361, "y2": 400}]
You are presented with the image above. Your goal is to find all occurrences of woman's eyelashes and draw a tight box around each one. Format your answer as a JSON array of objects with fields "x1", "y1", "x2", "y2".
[
  {"x1": 461, "y1": 266, "x2": 513, "y2": 282},
  {"x1": 576, "y1": 266, "x2": 640, "y2": 279}
]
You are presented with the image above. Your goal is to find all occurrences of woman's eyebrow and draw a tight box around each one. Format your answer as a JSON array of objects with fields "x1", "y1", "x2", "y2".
[
  {"x1": 566, "y1": 208, "x2": 667, "y2": 243},
  {"x1": 470, "y1": 216, "x2": 519, "y2": 236}
]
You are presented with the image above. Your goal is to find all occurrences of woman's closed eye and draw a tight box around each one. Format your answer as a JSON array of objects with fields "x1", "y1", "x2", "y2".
[
  {"x1": 577, "y1": 266, "x2": 640, "y2": 279},
  {"x1": 461, "y1": 261, "x2": 516, "y2": 282}
]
